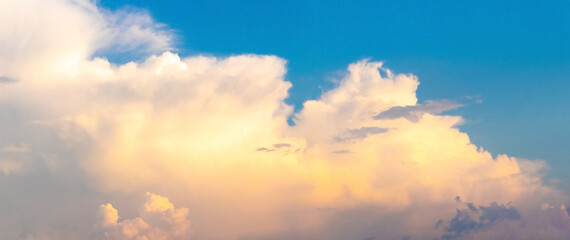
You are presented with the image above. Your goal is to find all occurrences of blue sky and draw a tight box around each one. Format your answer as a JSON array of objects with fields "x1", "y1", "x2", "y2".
[{"x1": 100, "y1": 0, "x2": 570, "y2": 188}]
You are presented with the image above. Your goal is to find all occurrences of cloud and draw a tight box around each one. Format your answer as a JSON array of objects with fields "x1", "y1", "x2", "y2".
[
  {"x1": 0, "y1": 1, "x2": 569, "y2": 240},
  {"x1": 0, "y1": 0, "x2": 172, "y2": 81},
  {"x1": 257, "y1": 143, "x2": 302, "y2": 153},
  {"x1": 436, "y1": 202, "x2": 570, "y2": 240},
  {"x1": 94, "y1": 7, "x2": 174, "y2": 59},
  {"x1": 0, "y1": 76, "x2": 17, "y2": 83},
  {"x1": 332, "y1": 149, "x2": 352, "y2": 154},
  {"x1": 439, "y1": 201, "x2": 521, "y2": 239},
  {"x1": 94, "y1": 192, "x2": 192, "y2": 240},
  {"x1": 374, "y1": 100, "x2": 463, "y2": 122},
  {"x1": 334, "y1": 126, "x2": 389, "y2": 142}
]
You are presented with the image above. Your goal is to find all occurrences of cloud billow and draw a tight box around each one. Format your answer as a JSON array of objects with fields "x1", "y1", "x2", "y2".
[{"x1": 94, "y1": 192, "x2": 192, "y2": 240}]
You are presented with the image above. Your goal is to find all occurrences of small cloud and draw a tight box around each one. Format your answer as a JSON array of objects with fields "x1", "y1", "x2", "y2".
[
  {"x1": 273, "y1": 143, "x2": 291, "y2": 148},
  {"x1": 0, "y1": 76, "x2": 17, "y2": 83},
  {"x1": 256, "y1": 142, "x2": 301, "y2": 154},
  {"x1": 438, "y1": 200, "x2": 520, "y2": 240},
  {"x1": 374, "y1": 100, "x2": 462, "y2": 122},
  {"x1": 335, "y1": 127, "x2": 389, "y2": 142},
  {"x1": 332, "y1": 150, "x2": 352, "y2": 154},
  {"x1": 461, "y1": 95, "x2": 483, "y2": 104},
  {"x1": 143, "y1": 192, "x2": 174, "y2": 212},
  {"x1": 256, "y1": 147, "x2": 275, "y2": 153},
  {"x1": 95, "y1": 192, "x2": 192, "y2": 240}
]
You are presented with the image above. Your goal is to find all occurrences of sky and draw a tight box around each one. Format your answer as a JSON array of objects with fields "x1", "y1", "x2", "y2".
[
  {"x1": 1, "y1": 0, "x2": 569, "y2": 239},
  {"x1": 97, "y1": 0, "x2": 570, "y2": 186}
]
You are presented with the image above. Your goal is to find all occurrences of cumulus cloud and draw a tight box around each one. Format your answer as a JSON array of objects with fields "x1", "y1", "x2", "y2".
[
  {"x1": 94, "y1": 192, "x2": 192, "y2": 240},
  {"x1": 0, "y1": 0, "x2": 569, "y2": 240},
  {"x1": 0, "y1": 0, "x2": 172, "y2": 81}
]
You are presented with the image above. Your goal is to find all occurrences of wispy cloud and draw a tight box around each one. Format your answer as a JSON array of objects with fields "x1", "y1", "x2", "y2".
[
  {"x1": 374, "y1": 100, "x2": 463, "y2": 122},
  {"x1": 334, "y1": 127, "x2": 389, "y2": 142}
]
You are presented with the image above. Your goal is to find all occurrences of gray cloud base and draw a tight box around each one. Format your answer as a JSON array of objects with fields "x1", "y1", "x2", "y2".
[{"x1": 374, "y1": 100, "x2": 463, "y2": 122}]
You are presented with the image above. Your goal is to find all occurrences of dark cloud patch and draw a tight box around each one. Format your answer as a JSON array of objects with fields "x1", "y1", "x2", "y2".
[
  {"x1": 333, "y1": 149, "x2": 352, "y2": 154},
  {"x1": 438, "y1": 200, "x2": 520, "y2": 240},
  {"x1": 256, "y1": 143, "x2": 300, "y2": 153},
  {"x1": 454, "y1": 196, "x2": 462, "y2": 203},
  {"x1": 0, "y1": 76, "x2": 17, "y2": 84},
  {"x1": 374, "y1": 100, "x2": 462, "y2": 122},
  {"x1": 335, "y1": 127, "x2": 389, "y2": 142},
  {"x1": 256, "y1": 147, "x2": 273, "y2": 152},
  {"x1": 434, "y1": 219, "x2": 444, "y2": 229},
  {"x1": 273, "y1": 143, "x2": 291, "y2": 148},
  {"x1": 478, "y1": 202, "x2": 520, "y2": 223},
  {"x1": 443, "y1": 209, "x2": 478, "y2": 239},
  {"x1": 466, "y1": 203, "x2": 478, "y2": 212}
]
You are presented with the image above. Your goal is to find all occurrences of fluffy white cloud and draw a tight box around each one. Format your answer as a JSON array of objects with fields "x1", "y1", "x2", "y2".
[
  {"x1": 0, "y1": 0, "x2": 171, "y2": 83},
  {"x1": 95, "y1": 192, "x2": 192, "y2": 240},
  {"x1": 0, "y1": 0, "x2": 569, "y2": 240}
]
